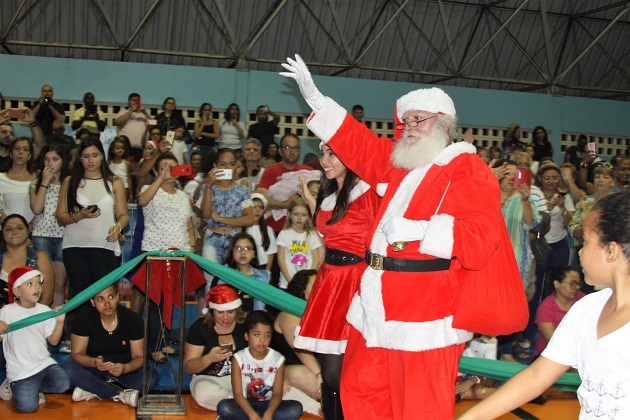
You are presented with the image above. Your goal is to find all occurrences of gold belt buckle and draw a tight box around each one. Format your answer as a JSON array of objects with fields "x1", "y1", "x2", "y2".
[{"x1": 369, "y1": 253, "x2": 384, "y2": 270}]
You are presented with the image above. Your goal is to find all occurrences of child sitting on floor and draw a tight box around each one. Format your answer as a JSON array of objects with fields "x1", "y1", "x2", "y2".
[
  {"x1": 216, "y1": 310, "x2": 303, "y2": 420},
  {"x1": 0, "y1": 266, "x2": 69, "y2": 413}
]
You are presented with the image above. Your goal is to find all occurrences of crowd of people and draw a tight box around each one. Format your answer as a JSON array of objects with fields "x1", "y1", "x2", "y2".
[{"x1": 0, "y1": 76, "x2": 628, "y2": 419}]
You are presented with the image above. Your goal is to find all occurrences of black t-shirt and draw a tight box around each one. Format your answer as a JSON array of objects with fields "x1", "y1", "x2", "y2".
[
  {"x1": 185, "y1": 318, "x2": 247, "y2": 377},
  {"x1": 72, "y1": 304, "x2": 144, "y2": 364},
  {"x1": 32, "y1": 100, "x2": 65, "y2": 136},
  {"x1": 247, "y1": 121, "x2": 277, "y2": 155}
]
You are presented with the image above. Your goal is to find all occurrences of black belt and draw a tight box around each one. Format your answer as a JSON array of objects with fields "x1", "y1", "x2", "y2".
[
  {"x1": 325, "y1": 248, "x2": 363, "y2": 266},
  {"x1": 366, "y1": 251, "x2": 452, "y2": 272}
]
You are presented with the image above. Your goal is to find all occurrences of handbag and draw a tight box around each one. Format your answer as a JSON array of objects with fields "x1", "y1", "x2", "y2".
[
  {"x1": 530, "y1": 231, "x2": 551, "y2": 266},
  {"x1": 530, "y1": 211, "x2": 551, "y2": 266}
]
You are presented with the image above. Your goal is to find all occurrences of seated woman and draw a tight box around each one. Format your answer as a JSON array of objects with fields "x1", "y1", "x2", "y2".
[
  {"x1": 534, "y1": 266, "x2": 584, "y2": 358},
  {"x1": 0, "y1": 214, "x2": 54, "y2": 307},
  {"x1": 62, "y1": 283, "x2": 157, "y2": 407},
  {"x1": 273, "y1": 270, "x2": 323, "y2": 416},
  {"x1": 184, "y1": 284, "x2": 247, "y2": 411}
]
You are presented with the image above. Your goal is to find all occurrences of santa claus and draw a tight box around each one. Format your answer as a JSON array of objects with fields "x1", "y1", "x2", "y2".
[{"x1": 280, "y1": 55, "x2": 528, "y2": 419}]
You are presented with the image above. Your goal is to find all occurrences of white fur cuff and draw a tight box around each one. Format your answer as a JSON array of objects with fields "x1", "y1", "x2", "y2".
[
  {"x1": 419, "y1": 214, "x2": 455, "y2": 259},
  {"x1": 306, "y1": 97, "x2": 348, "y2": 143}
]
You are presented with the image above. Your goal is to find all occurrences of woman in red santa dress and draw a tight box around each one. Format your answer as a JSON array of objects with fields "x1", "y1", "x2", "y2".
[{"x1": 295, "y1": 143, "x2": 380, "y2": 420}]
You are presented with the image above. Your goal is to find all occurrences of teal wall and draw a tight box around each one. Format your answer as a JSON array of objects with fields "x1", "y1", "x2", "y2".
[{"x1": 2, "y1": 55, "x2": 629, "y2": 161}]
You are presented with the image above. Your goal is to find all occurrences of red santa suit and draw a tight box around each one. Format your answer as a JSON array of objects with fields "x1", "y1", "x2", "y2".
[{"x1": 306, "y1": 97, "x2": 527, "y2": 419}]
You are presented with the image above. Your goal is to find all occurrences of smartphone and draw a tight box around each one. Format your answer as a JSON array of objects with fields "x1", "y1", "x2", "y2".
[
  {"x1": 134, "y1": 97, "x2": 141, "y2": 108},
  {"x1": 220, "y1": 343, "x2": 234, "y2": 351},
  {"x1": 86, "y1": 205, "x2": 99, "y2": 213},
  {"x1": 146, "y1": 119, "x2": 157, "y2": 126},
  {"x1": 513, "y1": 168, "x2": 532, "y2": 189},
  {"x1": 587, "y1": 142, "x2": 597, "y2": 156},
  {"x1": 170, "y1": 164, "x2": 192, "y2": 177},
  {"x1": 8, "y1": 109, "x2": 25, "y2": 119},
  {"x1": 216, "y1": 169, "x2": 233, "y2": 180}
]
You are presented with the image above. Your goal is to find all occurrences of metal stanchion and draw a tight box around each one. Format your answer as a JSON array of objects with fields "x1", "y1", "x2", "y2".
[{"x1": 137, "y1": 255, "x2": 187, "y2": 416}]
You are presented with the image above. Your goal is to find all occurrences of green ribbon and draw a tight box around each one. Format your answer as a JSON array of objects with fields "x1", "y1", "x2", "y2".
[{"x1": 3, "y1": 250, "x2": 579, "y2": 391}]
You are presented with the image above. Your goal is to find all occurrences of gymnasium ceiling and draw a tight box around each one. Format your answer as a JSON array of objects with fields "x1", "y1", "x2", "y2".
[{"x1": 1, "y1": 0, "x2": 630, "y2": 101}]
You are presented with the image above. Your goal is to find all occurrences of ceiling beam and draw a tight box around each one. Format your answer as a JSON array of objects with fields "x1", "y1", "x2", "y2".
[
  {"x1": 538, "y1": 0, "x2": 555, "y2": 78},
  {"x1": 555, "y1": 2, "x2": 630, "y2": 83},
  {"x1": 327, "y1": 0, "x2": 352, "y2": 63},
  {"x1": 437, "y1": 0, "x2": 456, "y2": 68},
  {"x1": 239, "y1": 0, "x2": 288, "y2": 57},
  {"x1": 122, "y1": 0, "x2": 165, "y2": 51},
  {"x1": 354, "y1": 0, "x2": 410, "y2": 63},
  {"x1": 459, "y1": 0, "x2": 530, "y2": 74},
  {"x1": 87, "y1": 0, "x2": 123, "y2": 47}
]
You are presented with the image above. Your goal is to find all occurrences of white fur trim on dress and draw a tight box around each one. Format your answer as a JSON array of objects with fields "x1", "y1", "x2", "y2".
[
  {"x1": 419, "y1": 214, "x2": 455, "y2": 259},
  {"x1": 433, "y1": 141, "x2": 476, "y2": 166},
  {"x1": 375, "y1": 183, "x2": 388, "y2": 197},
  {"x1": 307, "y1": 97, "x2": 349, "y2": 143},
  {"x1": 319, "y1": 180, "x2": 370, "y2": 211},
  {"x1": 293, "y1": 326, "x2": 347, "y2": 355}
]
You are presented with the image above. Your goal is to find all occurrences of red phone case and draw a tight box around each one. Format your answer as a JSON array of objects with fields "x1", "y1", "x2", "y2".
[
  {"x1": 170, "y1": 164, "x2": 192, "y2": 177},
  {"x1": 514, "y1": 168, "x2": 532, "y2": 189}
]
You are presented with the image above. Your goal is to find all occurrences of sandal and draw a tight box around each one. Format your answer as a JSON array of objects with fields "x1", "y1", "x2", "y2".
[
  {"x1": 512, "y1": 342, "x2": 532, "y2": 364},
  {"x1": 152, "y1": 352, "x2": 169, "y2": 364}
]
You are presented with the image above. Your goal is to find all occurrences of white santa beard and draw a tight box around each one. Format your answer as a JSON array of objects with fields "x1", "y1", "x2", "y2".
[{"x1": 391, "y1": 128, "x2": 449, "y2": 169}]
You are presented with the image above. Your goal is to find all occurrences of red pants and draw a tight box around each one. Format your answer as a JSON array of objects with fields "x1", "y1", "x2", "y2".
[{"x1": 341, "y1": 327, "x2": 465, "y2": 419}]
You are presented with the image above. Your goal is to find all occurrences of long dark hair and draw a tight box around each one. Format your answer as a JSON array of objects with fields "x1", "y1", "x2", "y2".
[
  {"x1": 543, "y1": 265, "x2": 578, "y2": 298},
  {"x1": 223, "y1": 232, "x2": 259, "y2": 268},
  {"x1": 107, "y1": 136, "x2": 130, "y2": 165},
  {"x1": 315, "y1": 166, "x2": 359, "y2": 225},
  {"x1": 593, "y1": 193, "x2": 630, "y2": 260},
  {"x1": 246, "y1": 197, "x2": 270, "y2": 250},
  {"x1": 35, "y1": 144, "x2": 70, "y2": 194},
  {"x1": 66, "y1": 134, "x2": 114, "y2": 212},
  {"x1": 223, "y1": 103, "x2": 239, "y2": 122}
]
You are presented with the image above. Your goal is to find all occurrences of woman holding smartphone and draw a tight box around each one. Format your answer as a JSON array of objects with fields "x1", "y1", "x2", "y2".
[{"x1": 56, "y1": 135, "x2": 128, "y2": 311}]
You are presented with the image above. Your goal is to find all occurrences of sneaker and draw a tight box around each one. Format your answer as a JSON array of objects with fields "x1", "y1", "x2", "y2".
[
  {"x1": 58, "y1": 340, "x2": 72, "y2": 353},
  {"x1": 72, "y1": 387, "x2": 101, "y2": 402},
  {"x1": 0, "y1": 379, "x2": 12, "y2": 401},
  {"x1": 113, "y1": 389, "x2": 138, "y2": 407},
  {"x1": 39, "y1": 393, "x2": 45, "y2": 404}
]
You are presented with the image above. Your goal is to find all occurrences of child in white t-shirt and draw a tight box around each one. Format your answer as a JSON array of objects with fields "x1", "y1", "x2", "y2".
[
  {"x1": 460, "y1": 193, "x2": 630, "y2": 419},
  {"x1": 216, "y1": 311, "x2": 303, "y2": 420},
  {"x1": 0, "y1": 266, "x2": 69, "y2": 413},
  {"x1": 276, "y1": 198, "x2": 322, "y2": 289}
]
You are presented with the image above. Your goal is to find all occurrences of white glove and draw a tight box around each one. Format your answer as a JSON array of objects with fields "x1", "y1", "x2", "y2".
[
  {"x1": 279, "y1": 54, "x2": 325, "y2": 112},
  {"x1": 381, "y1": 216, "x2": 429, "y2": 245}
]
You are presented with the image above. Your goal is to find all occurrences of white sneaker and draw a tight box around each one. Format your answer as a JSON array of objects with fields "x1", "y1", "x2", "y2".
[
  {"x1": 39, "y1": 393, "x2": 45, "y2": 404},
  {"x1": 72, "y1": 387, "x2": 101, "y2": 402},
  {"x1": 0, "y1": 378, "x2": 12, "y2": 401},
  {"x1": 113, "y1": 389, "x2": 138, "y2": 407},
  {"x1": 58, "y1": 340, "x2": 71, "y2": 353}
]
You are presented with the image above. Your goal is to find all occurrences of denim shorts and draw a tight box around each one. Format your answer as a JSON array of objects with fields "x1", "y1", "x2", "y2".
[{"x1": 31, "y1": 236, "x2": 64, "y2": 263}]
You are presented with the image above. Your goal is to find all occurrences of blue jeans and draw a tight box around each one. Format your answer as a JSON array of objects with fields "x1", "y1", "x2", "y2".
[
  {"x1": 62, "y1": 360, "x2": 158, "y2": 399},
  {"x1": 201, "y1": 229, "x2": 238, "y2": 297},
  {"x1": 31, "y1": 236, "x2": 64, "y2": 262},
  {"x1": 11, "y1": 364, "x2": 69, "y2": 413},
  {"x1": 217, "y1": 398, "x2": 303, "y2": 420}
]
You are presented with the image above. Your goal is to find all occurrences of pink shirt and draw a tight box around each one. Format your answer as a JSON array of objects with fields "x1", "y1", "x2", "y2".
[{"x1": 534, "y1": 291, "x2": 585, "y2": 356}]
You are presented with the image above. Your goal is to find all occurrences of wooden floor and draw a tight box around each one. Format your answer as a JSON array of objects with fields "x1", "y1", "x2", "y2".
[{"x1": 0, "y1": 390, "x2": 580, "y2": 419}]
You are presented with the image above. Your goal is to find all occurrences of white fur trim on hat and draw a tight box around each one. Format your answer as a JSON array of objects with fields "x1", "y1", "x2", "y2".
[
  {"x1": 396, "y1": 87, "x2": 456, "y2": 120},
  {"x1": 209, "y1": 299, "x2": 242, "y2": 312},
  {"x1": 250, "y1": 193, "x2": 268, "y2": 211},
  {"x1": 11, "y1": 268, "x2": 44, "y2": 290}
]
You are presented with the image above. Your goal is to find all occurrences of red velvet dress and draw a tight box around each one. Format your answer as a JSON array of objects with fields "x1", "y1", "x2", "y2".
[{"x1": 294, "y1": 181, "x2": 379, "y2": 354}]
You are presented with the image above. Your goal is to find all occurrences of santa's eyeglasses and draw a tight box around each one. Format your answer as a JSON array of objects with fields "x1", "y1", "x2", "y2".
[{"x1": 396, "y1": 115, "x2": 437, "y2": 130}]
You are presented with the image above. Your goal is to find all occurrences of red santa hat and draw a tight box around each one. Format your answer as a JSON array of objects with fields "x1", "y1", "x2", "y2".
[
  {"x1": 147, "y1": 140, "x2": 159, "y2": 150},
  {"x1": 8, "y1": 266, "x2": 43, "y2": 303},
  {"x1": 202, "y1": 284, "x2": 242, "y2": 314},
  {"x1": 250, "y1": 192, "x2": 268, "y2": 211},
  {"x1": 395, "y1": 87, "x2": 456, "y2": 121}
]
